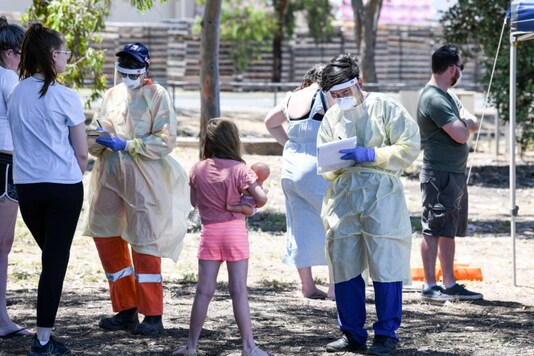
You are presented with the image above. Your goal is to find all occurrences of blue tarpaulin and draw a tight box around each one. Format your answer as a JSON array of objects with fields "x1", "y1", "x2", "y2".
[{"x1": 508, "y1": 0, "x2": 534, "y2": 32}]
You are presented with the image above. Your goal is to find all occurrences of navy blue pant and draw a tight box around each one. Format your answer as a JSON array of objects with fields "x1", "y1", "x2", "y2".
[{"x1": 335, "y1": 274, "x2": 402, "y2": 345}]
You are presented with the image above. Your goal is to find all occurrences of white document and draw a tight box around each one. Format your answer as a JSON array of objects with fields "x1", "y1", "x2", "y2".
[{"x1": 316, "y1": 136, "x2": 357, "y2": 174}]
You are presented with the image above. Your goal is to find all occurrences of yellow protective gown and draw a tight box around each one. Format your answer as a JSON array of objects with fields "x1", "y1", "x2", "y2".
[
  {"x1": 83, "y1": 82, "x2": 191, "y2": 262},
  {"x1": 317, "y1": 92, "x2": 420, "y2": 284}
]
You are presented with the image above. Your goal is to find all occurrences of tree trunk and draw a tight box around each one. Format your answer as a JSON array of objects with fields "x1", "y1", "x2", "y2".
[
  {"x1": 272, "y1": 0, "x2": 288, "y2": 83},
  {"x1": 352, "y1": 0, "x2": 364, "y2": 48},
  {"x1": 351, "y1": 0, "x2": 382, "y2": 83},
  {"x1": 199, "y1": 0, "x2": 222, "y2": 158}
]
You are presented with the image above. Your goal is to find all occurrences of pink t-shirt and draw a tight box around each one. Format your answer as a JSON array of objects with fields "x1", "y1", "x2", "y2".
[{"x1": 189, "y1": 158, "x2": 258, "y2": 225}]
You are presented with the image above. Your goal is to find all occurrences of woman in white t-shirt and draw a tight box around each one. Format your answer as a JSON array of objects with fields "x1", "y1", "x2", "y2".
[
  {"x1": 7, "y1": 23, "x2": 88, "y2": 356},
  {"x1": 0, "y1": 16, "x2": 32, "y2": 338}
]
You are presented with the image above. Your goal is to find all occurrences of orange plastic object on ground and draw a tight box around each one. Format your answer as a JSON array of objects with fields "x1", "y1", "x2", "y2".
[{"x1": 411, "y1": 263, "x2": 483, "y2": 281}]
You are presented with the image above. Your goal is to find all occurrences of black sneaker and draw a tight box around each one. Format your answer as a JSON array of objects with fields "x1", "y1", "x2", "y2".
[
  {"x1": 99, "y1": 307, "x2": 139, "y2": 331},
  {"x1": 28, "y1": 335, "x2": 71, "y2": 355},
  {"x1": 442, "y1": 283, "x2": 483, "y2": 300},
  {"x1": 367, "y1": 335, "x2": 398, "y2": 355},
  {"x1": 132, "y1": 315, "x2": 164, "y2": 337},
  {"x1": 421, "y1": 285, "x2": 455, "y2": 301},
  {"x1": 326, "y1": 333, "x2": 367, "y2": 353}
]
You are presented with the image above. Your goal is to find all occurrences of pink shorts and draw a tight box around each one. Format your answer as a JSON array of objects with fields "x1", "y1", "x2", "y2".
[{"x1": 198, "y1": 219, "x2": 249, "y2": 261}]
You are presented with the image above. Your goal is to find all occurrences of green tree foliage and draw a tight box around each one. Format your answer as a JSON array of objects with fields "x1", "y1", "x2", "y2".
[
  {"x1": 270, "y1": 0, "x2": 333, "y2": 82},
  {"x1": 279, "y1": 0, "x2": 333, "y2": 44},
  {"x1": 24, "y1": 0, "x2": 161, "y2": 107},
  {"x1": 441, "y1": 0, "x2": 534, "y2": 148},
  {"x1": 195, "y1": 0, "x2": 276, "y2": 74},
  {"x1": 195, "y1": 0, "x2": 333, "y2": 79}
]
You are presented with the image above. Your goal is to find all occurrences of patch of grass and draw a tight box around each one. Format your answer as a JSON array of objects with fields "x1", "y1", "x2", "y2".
[
  {"x1": 216, "y1": 281, "x2": 228, "y2": 289},
  {"x1": 10, "y1": 269, "x2": 37, "y2": 281},
  {"x1": 410, "y1": 217, "x2": 422, "y2": 231},
  {"x1": 177, "y1": 272, "x2": 198, "y2": 284},
  {"x1": 313, "y1": 276, "x2": 326, "y2": 285},
  {"x1": 258, "y1": 278, "x2": 293, "y2": 290},
  {"x1": 247, "y1": 209, "x2": 287, "y2": 233}
]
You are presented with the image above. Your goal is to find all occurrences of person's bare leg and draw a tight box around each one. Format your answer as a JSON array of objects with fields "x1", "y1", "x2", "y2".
[
  {"x1": 227, "y1": 259, "x2": 257, "y2": 353},
  {"x1": 0, "y1": 198, "x2": 31, "y2": 336},
  {"x1": 438, "y1": 237, "x2": 456, "y2": 287},
  {"x1": 36, "y1": 327, "x2": 52, "y2": 343},
  {"x1": 421, "y1": 234, "x2": 439, "y2": 285},
  {"x1": 327, "y1": 279, "x2": 335, "y2": 300},
  {"x1": 298, "y1": 267, "x2": 327, "y2": 298},
  {"x1": 180, "y1": 260, "x2": 221, "y2": 353}
]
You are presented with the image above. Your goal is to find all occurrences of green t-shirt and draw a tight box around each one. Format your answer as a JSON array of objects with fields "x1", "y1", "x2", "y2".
[{"x1": 417, "y1": 85, "x2": 469, "y2": 173}]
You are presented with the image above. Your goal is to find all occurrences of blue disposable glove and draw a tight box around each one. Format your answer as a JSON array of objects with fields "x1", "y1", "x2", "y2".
[
  {"x1": 339, "y1": 146, "x2": 376, "y2": 163},
  {"x1": 96, "y1": 136, "x2": 127, "y2": 151}
]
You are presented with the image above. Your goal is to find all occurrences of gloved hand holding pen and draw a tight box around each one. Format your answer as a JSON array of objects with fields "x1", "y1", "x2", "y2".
[
  {"x1": 96, "y1": 135, "x2": 127, "y2": 151},
  {"x1": 339, "y1": 146, "x2": 375, "y2": 163}
]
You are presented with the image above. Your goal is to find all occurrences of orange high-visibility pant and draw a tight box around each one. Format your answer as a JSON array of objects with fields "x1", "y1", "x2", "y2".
[{"x1": 94, "y1": 237, "x2": 163, "y2": 316}]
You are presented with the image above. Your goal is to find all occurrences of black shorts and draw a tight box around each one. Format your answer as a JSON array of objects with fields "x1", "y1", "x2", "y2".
[
  {"x1": 0, "y1": 152, "x2": 17, "y2": 202},
  {"x1": 420, "y1": 168, "x2": 468, "y2": 238}
]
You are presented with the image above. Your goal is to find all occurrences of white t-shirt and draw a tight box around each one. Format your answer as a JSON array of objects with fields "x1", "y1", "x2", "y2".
[
  {"x1": 8, "y1": 76, "x2": 85, "y2": 184},
  {"x1": 0, "y1": 67, "x2": 19, "y2": 152}
]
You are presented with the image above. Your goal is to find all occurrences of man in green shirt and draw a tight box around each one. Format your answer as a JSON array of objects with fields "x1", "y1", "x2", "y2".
[{"x1": 417, "y1": 44, "x2": 482, "y2": 301}]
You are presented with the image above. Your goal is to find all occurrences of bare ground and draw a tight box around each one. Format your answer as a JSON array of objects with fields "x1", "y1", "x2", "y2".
[{"x1": 1, "y1": 109, "x2": 534, "y2": 355}]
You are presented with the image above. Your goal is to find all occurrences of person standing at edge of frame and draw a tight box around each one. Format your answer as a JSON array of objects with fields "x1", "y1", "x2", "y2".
[
  {"x1": 417, "y1": 44, "x2": 483, "y2": 302},
  {"x1": 8, "y1": 23, "x2": 88, "y2": 355},
  {"x1": 0, "y1": 16, "x2": 33, "y2": 339}
]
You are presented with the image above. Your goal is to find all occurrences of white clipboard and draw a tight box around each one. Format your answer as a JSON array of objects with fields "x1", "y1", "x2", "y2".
[{"x1": 316, "y1": 136, "x2": 357, "y2": 174}]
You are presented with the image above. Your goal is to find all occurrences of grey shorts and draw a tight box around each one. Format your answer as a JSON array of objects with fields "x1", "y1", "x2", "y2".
[
  {"x1": 0, "y1": 153, "x2": 18, "y2": 202},
  {"x1": 420, "y1": 168, "x2": 467, "y2": 238}
]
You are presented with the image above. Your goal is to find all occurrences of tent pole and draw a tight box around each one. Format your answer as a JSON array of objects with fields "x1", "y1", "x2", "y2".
[{"x1": 509, "y1": 34, "x2": 517, "y2": 287}]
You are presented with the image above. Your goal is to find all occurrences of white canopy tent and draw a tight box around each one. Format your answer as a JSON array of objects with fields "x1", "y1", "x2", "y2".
[{"x1": 507, "y1": 0, "x2": 534, "y2": 286}]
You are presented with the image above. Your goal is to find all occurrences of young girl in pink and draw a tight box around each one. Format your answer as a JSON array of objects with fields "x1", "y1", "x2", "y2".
[{"x1": 173, "y1": 119, "x2": 270, "y2": 356}]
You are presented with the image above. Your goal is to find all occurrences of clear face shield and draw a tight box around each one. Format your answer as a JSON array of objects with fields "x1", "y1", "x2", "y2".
[
  {"x1": 114, "y1": 62, "x2": 146, "y2": 90},
  {"x1": 327, "y1": 77, "x2": 365, "y2": 111}
]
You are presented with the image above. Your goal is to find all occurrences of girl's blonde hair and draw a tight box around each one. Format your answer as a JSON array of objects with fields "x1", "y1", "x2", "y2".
[{"x1": 202, "y1": 118, "x2": 245, "y2": 163}]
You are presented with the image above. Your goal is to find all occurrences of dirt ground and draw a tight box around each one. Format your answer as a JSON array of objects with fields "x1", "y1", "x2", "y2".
[{"x1": 1, "y1": 108, "x2": 534, "y2": 356}]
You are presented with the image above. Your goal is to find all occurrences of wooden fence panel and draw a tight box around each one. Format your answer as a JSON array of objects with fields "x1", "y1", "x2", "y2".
[{"x1": 92, "y1": 21, "x2": 478, "y2": 90}]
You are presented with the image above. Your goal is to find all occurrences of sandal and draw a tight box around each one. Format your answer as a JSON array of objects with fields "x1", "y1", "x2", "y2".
[
  {"x1": 242, "y1": 346, "x2": 272, "y2": 356},
  {"x1": 171, "y1": 346, "x2": 197, "y2": 356}
]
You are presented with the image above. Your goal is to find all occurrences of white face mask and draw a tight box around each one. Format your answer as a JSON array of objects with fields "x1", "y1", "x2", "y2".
[
  {"x1": 337, "y1": 96, "x2": 358, "y2": 111},
  {"x1": 123, "y1": 76, "x2": 142, "y2": 90}
]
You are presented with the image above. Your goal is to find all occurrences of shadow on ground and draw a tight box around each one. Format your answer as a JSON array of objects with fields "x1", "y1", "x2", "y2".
[{"x1": 2, "y1": 283, "x2": 533, "y2": 355}]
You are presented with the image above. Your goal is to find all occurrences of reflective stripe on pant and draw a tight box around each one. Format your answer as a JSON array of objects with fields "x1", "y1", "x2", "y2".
[
  {"x1": 93, "y1": 237, "x2": 137, "y2": 312},
  {"x1": 335, "y1": 275, "x2": 402, "y2": 344},
  {"x1": 132, "y1": 249, "x2": 163, "y2": 316}
]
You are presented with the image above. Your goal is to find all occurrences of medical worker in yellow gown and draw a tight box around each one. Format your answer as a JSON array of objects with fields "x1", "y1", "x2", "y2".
[
  {"x1": 83, "y1": 43, "x2": 190, "y2": 337},
  {"x1": 318, "y1": 54, "x2": 420, "y2": 355}
]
